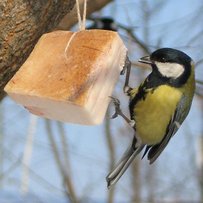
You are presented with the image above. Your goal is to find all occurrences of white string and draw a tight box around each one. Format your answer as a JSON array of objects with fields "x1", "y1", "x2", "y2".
[
  {"x1": 64, "y1": 0, "x2": 87, "y2": 58},
  {"x1": 81, "y1": 0, "x2": 87, "y2": 30},
  {"x1": 75, "y1": 0, "x2": 82, "y2": 30},
  {"x1": 64, "y1": 32, "x2": 77, "y2": 59},
  {"x1": 75, "y1": 0, "x2": 87, "y2": 31}
]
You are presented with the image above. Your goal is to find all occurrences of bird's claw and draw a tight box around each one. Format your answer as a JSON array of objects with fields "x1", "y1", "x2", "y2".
[
  {"x1": 120, "y1": 67, "x2": 126, "y2": 75},
  {"x1": 120, "y1": 56, "x2": 131, "y2": 75},
  {"x1": 111, "y1": 113, "x2": 118, "y2": 119},
  {"x1": 109, "y1": 96, "x2": 133, "y2": 126},
  {"x1": 109, "y1": 96, "x2": 122, "y2": 119}
]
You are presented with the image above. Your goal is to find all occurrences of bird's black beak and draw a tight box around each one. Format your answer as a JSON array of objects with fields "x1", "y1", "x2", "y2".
[{"x1": 138, "y1": 56, "x2": 153, "y2": 64}]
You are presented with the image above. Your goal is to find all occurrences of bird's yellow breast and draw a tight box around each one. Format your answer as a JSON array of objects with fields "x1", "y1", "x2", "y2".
[{"x1": 133, "y1": 85, "x2": 182, "y2": 145}]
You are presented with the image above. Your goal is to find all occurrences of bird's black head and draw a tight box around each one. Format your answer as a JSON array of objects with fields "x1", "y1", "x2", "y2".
[
  {"x1": 150, "y1": 48, "x2": 192, "y2": 66},
  {"x1": 88, "y1": 17, "x2": 117, "y2": 31},
  {"x1": 139, "y1": 48, "x2": 193, "y2": 87}
]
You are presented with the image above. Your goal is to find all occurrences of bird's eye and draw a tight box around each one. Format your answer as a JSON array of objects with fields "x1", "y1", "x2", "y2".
[{"x1": 162, "y1": 57, "x2": 166, "y2": 62}]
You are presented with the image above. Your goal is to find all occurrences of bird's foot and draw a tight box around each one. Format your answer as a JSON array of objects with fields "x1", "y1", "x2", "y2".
[
  {"x1": 109, "y1": 96, "x2": 134, "y2": 126},
  {"x1": 109, "y1": 96, "x2": 122, "y2": 119},
  {"x1": 120, "y1": 56, "x2": 131, "y2": 75}
]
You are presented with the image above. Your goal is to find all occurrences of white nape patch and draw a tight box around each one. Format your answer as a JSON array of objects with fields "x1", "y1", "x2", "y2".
[{"x1": 155, "y1": 62, "x2": 184, "y2": 78}]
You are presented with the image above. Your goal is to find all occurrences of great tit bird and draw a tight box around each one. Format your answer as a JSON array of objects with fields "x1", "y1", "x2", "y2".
[
  {"x1": 106, "y1": 48, "x2": 195, "y2": 188},
  {"x1": 88, "y1": 17, "x2": 117, "y2": 31}
]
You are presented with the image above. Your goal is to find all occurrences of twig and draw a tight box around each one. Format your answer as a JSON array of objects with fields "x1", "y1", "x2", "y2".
[
  {"x1": 3, "y1": 146, "x2": 64, "y2": 194},
  {"x1": 131, "y1": 61, "x2": 151, "y2": 69},
  {"x1": 196, "y1": 79, "x2": 203, "y2": 86},
  {"x1": 118, "y1": 23, "x2": 150, "y2": 54},
  {"x1": 0, "y1": 157, "x2": 22, "y2": 181},
  {"x1": 45, "y1": 119, "x2": 79, "y2": 203},
  {"x1": 21, "y1": 115, "x2": 38, "y2": 194},
  {"x1": 56, "y1": 121, "x2": 71, "y2": 171},
  {"x1": 195, "y1": 90, "x2": 203, "y2": 99},
  {"x1": 105, "y1": 110, "x2": 116, "y2": 203},
  {"x1": 196, "y1": 59, "x2": 203, "y2": 67},
  {"x1": 131, "y1": 160, "x2": 141, "y2": 203}
]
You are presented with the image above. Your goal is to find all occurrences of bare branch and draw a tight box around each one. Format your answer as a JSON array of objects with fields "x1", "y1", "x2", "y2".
[
  {"x1": 118, "y1": 23, "x2": 150, "y2": 54},
  {"x1": 131, "y1": 160, "x2": 141, "y2": 203},
  {"x1": 21, "y1": 115, "x2": 38, "y2": 194},
  {"x1": 196, "y1": 80, "x2": 203, "y2": 86},
  {"x1": 56, "y1": 121, "x2": 71, "y2": 171},
  {"x1": 132, "y1": 61, "x2": 151, "y2": 70},
  {"x1": 45, "y1": 119, "x2": 79, "y2": 203},
  {"x1": 0, "y1": 0, "x2": 75, "y2": 100},
  {"x1": 0, "y1": 157, "x2": 22, "y2": 181},
  {"x1": 196, "y1": 59, "x2": 203, "y2": 67},
  {"x1": 104, "y1": 110, "x2": 116, "y2": 203}
]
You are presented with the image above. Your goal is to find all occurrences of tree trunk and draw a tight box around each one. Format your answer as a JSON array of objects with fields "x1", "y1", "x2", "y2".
[
  {"x1": 0, "y1": 0, "x2": 75, "y2": 100},
  {"x1": 0, "y1": 0, "x2": 113, "y2": 100}
]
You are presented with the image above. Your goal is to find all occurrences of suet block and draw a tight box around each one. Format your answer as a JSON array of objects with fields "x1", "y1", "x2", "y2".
[{"x1": 4, "y1": 30, "x2": 127, "y2": 125}]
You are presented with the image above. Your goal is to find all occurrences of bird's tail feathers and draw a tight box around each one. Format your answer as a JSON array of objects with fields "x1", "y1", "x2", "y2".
[{"x1": 106, "y1": 144, "x2": 144, "y2": 189}]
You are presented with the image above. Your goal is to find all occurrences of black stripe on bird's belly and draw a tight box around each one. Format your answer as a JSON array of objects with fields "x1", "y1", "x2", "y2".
[
  {"x1": 129, "y1": 71, "x2": 168, "y2": 119},
  {"x1": 129, "y1": 85, "x2": 147, "y2": 120}
]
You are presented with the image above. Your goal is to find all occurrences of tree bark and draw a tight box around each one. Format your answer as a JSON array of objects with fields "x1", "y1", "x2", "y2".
[
  {"x1": 0, "y1": 0, "x2": 75, "y2": 100},
  {"x1": 0, "y1": 0, "x2": 112, "y2": 99},
  {"x1": 0, "y1": 0, "x2": 113, "y2": 100}
]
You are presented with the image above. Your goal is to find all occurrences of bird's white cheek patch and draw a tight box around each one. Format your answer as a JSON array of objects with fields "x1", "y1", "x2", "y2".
[{"x1": 155, "y1": 62, "x2": 184, "y2": 78}]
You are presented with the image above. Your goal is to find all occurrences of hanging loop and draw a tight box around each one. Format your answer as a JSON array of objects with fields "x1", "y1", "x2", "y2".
[{"x1": 75, "y1": 0, "x2": 87, "y2": 31}]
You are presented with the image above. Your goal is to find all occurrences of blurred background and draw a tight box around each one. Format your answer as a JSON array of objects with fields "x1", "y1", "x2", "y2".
[{"x1": 1, "y1": 0, "x2": 203, "y2": 202}]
